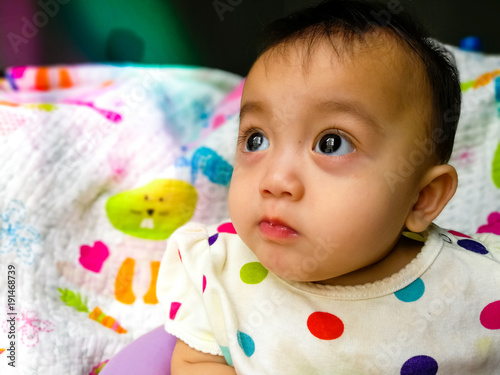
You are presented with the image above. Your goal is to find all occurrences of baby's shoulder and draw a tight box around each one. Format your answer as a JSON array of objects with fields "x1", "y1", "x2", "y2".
[
  {"x1": 167, "y1": 220, "x2": 251, "y2": 270},
  {"x1": 170, "y1": 220, "x2": 240, "y2": 248}
]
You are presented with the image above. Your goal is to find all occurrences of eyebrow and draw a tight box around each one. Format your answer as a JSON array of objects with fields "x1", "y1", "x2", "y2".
[
  {"x1": 239, "y1": 101, "x2": 268, "y2": 123},
  {"x1": 315, "y1": 99, "x2": 384, "y2": 135},
  {"x1": 239, "y1": 99, "x2": 383, "y2": 135}
]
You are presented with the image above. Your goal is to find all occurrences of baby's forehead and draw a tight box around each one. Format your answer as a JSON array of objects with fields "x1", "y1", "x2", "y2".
[
  {"x1": 245, "y1": 33, "x2": 433, "y2": 140},
  {"x1": 252, "y1": 34, "x2": 429, "y2": 102},
  {"x1": 256, "y1": 32, "x2": 422, "y2": 79}
]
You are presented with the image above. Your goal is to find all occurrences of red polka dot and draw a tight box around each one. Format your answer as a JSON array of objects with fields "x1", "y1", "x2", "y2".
[
  {"x1": 202, "y1": 275, "x2": 207, "y2": 293},
  {"x1": 480, "y1": 300, "x2": 500, "y2": 330},
  {"x1": 307, "y1": 312, "x2": 344, "y2": 340},
  {"x1": 178, "y1": 249, "x2": 182, "y2": 262},
  {"x1": 217, "y1": 222, "x2": 237, "y2": 234},
  {"x1": 169, "y1": 302, "x2": 181, "y2": 320}
]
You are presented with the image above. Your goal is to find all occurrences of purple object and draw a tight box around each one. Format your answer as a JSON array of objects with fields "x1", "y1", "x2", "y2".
[{"x1": 100, "y1": 326, "x2": 177, "y2": 375}]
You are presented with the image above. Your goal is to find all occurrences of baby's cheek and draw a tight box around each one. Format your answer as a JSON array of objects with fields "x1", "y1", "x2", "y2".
[
  {"x1": 228, "y1": 189, "x2": 247, "y2": 236},
  {"x1": 228, "y1": 192, "x2": 239, "y2": 222}
]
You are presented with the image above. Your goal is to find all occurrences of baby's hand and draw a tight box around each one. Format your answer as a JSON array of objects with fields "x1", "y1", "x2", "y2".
[{"x1": 171, "y1": 339, "x2": 237, "y2": 375}]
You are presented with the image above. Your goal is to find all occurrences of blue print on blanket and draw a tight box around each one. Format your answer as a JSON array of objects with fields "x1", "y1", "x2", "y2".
[
  {"x1": 495, "y1": 76, "x2": 500, "y2": 116},
  {"x1": 191, "y1": 147, "x2": 233, "y2": 186},
  {"x1": 159, "y1": 89, "x2": 215, "y2": 144},
  {"x1": 0, "y1": 200, "x2": 41, "y2": 265},
  {"x1": 496, "y1": 76, "x2": 500, "y2": 101}
]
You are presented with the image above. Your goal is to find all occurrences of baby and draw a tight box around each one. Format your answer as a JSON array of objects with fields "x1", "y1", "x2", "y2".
[{"x1": 157, "y1": 1, "x2": 500, "y2": 374}]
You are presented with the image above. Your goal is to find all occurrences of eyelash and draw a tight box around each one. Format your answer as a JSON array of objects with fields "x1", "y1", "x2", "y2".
[
  {"x1": 316, "y1": 127, "x2": 354, "y2": 148},
  {"x1": 237, "y1": 127, "x2": 263, "y2": 147},
  {"x1": 237, "y1": 126, "x2": 356, "y2": 151}
]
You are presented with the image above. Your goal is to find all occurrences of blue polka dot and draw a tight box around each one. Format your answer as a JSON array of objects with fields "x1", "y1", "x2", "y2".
[
  {"x1": 220, "y1": 346, "x2": 233, "y2": 366},
  {"x1": 237, "y1": 330, "x2": 255, "y2": 357},
  {"x1": 401, "y1": 355, "x2": 438, "y2": 375},
  {"x1": 208, "y1": 233, "x2": 218, "y2": 246},
  {"x1": 457, "y1": 239, "x2": 488, "y2": 255},
  {"x1": 395, "y1": 278, "x2": 425, "y2": 302}
]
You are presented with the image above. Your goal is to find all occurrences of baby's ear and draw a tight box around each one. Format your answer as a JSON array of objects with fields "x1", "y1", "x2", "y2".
[{"x1": 405, "y1": 164, "x2": 458, "y2": 233}]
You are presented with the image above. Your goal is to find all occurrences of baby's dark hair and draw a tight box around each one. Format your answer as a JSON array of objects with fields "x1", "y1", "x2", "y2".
[{"x1": 256, "y1": 0, "x2": 461, "y2": 164}]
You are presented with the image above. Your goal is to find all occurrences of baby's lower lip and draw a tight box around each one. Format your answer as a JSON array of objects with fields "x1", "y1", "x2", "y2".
[{"x1": 259, "y1": 221, "x2": 299, "y2": 240}]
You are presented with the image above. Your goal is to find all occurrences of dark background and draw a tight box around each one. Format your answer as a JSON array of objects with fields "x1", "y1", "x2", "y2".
[{"x1": 1, "y1": 0, "x2": 499, "y2": 76}]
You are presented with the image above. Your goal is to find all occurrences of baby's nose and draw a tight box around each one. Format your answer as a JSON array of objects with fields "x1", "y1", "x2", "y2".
[{"x1": 259, "y1": 160, "x2": 305, "y2": 200}]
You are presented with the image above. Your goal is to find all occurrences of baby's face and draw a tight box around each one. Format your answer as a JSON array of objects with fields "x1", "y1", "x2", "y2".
[{"x1": 229, "y1": 36, "x2": 433, "y2": 284}]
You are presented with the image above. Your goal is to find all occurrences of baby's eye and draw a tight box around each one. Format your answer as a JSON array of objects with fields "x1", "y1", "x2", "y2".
[
  {"x1": 314, "y1": 133, "x2": 354, "y2": 156},
  {"x1": 245, "y1": 132, "x2": 270, "y2": 152}
]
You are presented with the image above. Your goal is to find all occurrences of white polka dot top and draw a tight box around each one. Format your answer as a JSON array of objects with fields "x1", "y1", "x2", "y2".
[{"x1": 157, "y1": 221, "x2": 500, "y2": 374}]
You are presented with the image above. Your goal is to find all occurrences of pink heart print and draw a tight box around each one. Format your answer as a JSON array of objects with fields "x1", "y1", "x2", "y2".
[
  {"x1": 477, "y1": 212, "x2": 500, "y2": 235},
  {"x1": 79, "y1": 241, "x2": 110, "y2": 273}
]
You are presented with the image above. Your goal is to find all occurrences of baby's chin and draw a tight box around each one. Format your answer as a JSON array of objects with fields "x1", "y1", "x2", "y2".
[{"x1": 262, "y1": 261, "x2": 337, "y2": 284}]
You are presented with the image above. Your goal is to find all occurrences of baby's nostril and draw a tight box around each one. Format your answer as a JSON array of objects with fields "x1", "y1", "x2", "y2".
[{"x1": 147, "y1": 209, "x2": 154, "y2": 216}]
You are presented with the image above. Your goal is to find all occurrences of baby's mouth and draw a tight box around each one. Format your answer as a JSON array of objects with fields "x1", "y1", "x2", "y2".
[{"x1": 259, "y1": 218, "x2": 299, "y2": 240}]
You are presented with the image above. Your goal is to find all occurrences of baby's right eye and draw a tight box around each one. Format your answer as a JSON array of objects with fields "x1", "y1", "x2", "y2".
[{"x1": 244, "y1": 132, "x2": 270, "y2": 152}]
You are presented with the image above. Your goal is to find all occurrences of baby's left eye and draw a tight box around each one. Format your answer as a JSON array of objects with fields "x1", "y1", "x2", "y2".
[{"x1": 314, "y1": 134, "x2": 354, "y2": 156}]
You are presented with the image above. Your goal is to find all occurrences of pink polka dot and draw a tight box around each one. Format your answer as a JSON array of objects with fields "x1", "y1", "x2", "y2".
[
  {"x1": 480, "y1": 300, "x2": 500, "y2": 330},
  {"x1": 169, "y1": 302, "x2": 181, "y2": 320},
  {"x1": 307, "y1": 312, "x2": 344, "y2": 340},
  {"x1": 448, "y1": 230, "x2": 471, "y2": 238},
  {"x1": 202, "y1": 275, "x2": 207, "y2": 293},
  {"x1": 218, "y1": 222, "x2": 237, "y2": 234},
  {"x1": 478, "y1": 212, "x2": 500, "y2": 235}
]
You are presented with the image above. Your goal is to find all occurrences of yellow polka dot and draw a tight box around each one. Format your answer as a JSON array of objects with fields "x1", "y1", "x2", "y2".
[{"x1": 476, "y1": 336, "x2": 493, "y2": 359}]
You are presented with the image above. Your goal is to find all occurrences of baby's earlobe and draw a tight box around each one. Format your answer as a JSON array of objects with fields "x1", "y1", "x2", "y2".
[
  {"x1": 406, "y1": 164, "x2": 458, "y2": 233},
  {"x1": 405, "y1": 210, "x2": 429, "y2": 234}
]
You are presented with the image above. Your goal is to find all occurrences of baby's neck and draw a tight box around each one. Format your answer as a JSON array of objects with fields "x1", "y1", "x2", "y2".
[{"x1": 316, "y1": 236, "x2": 423, "y2": 287}]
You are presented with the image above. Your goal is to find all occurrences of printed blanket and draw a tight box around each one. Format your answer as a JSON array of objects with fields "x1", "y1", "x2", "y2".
[
  {"x1": 0, "y1": 44, "x2": 499, "y2": 374},
  {"x1": 0, "y1": 64, "x2": 242, "y2": 374}
]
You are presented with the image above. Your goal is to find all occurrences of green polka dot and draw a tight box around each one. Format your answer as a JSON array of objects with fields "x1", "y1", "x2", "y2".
[
  {"x1": 402, "y1": 231, "x2": 425, "y2": 242},
  {"x1": 492, "y1": 141, "x2": 500, "y2": 189},
  {"x1": 240, "y1": 262, "x2": 268, "y2": 284}
]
